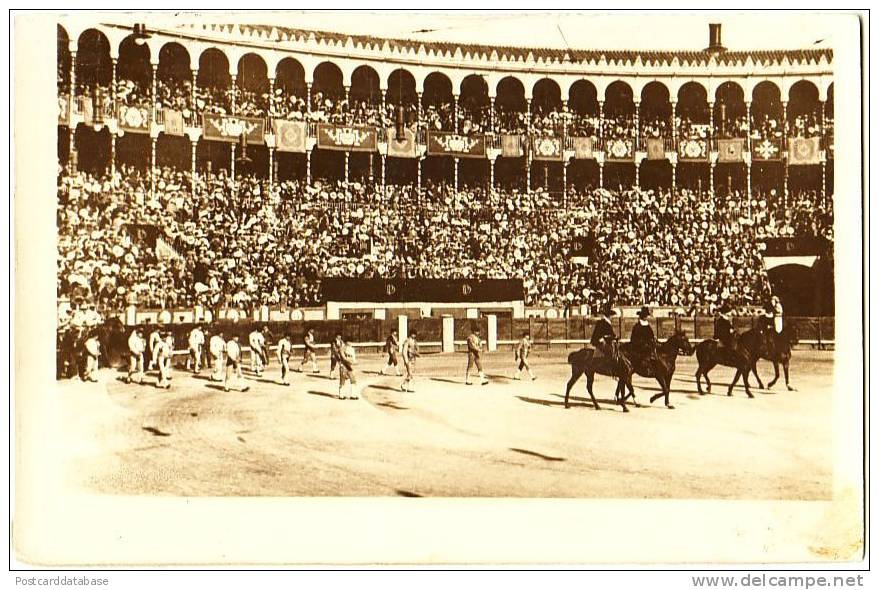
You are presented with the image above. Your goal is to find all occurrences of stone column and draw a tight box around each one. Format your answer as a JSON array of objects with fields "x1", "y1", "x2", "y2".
[
  {"x1": 633, "y1": 99, "x2": 640, "y2": 151},
  {"x1": 268, "y1": 146, "x2": 275, "y2": 189},
  {"x1": 190, "y1": 139, "x2": 197, "y2": 199},
  {"x1": 489, "y1": 95, "x2": 495, "y2": 133},
  {"x1": 231, "y1": 74, "x2": 238, "y2": 114},
  {"x1": 191, "y1": 69, "x2": 198, "y2": 122},
  {"x1": 111, "y1": 57, "x2": 118, "y2": 118},
  {"x1": 150, "y1": 137, "x2": 157, "y2": 199}
]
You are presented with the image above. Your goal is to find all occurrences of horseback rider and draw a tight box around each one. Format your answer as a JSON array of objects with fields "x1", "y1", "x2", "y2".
[
  {"x1": 590, "y1": 303, "x2": 618, "y2": 359},
  {"x1": 630, "y1": 306, "x2": 658, "y2": 367},
  {"x1": 769, "y1": 295, "x2": 784, "y2": 334},
  {"x1": 713, "y1": 302, "x2": 736, "y2": 351}
]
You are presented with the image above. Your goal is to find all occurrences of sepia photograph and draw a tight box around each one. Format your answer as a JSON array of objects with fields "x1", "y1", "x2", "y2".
[{"x1": 12, "y1": 7, "x2": 867, "y2": 568}]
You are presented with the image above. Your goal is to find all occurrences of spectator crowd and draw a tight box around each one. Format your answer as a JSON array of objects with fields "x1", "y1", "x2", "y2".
[{"x1": 57, "y1": 163, "x2": 833, "y2": 317}]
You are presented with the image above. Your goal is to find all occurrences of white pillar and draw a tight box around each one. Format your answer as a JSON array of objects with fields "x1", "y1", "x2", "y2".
[
  {"x1": 442, "y1": 316, "x2": 455, "y2": 353},
  {"x1": 487, "y1": 314, "x2": 498, "y2": 352},
  {"x1": 398, "y1": 314, "x2": 408, "y2": 344}
]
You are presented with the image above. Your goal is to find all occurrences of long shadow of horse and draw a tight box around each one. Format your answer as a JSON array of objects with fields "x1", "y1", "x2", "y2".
[{"x1": 517, "y1": 395, "x2": 623, "y2": 410}]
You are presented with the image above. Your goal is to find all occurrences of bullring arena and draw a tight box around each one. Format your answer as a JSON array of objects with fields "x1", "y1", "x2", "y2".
[{"x1": 53, "y1": 14, "x2": 837, "y2": 500}]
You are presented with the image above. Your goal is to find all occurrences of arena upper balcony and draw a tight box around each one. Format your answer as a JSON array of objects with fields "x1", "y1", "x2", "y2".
[{"x1": 56, "y1": 16, "x2": 835, "y2": 197}]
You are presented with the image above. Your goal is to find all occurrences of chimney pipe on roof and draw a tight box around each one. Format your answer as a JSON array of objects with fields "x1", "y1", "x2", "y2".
[{"x1": 706, "y1": 23, "x2": 726, "y2": 53}]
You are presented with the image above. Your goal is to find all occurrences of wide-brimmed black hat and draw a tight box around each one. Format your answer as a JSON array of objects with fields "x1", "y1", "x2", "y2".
[
  {"x1": 719, "y1": 302, "x2": 733, "y2": 315},
  {"x1": 637, "y1": 306, "x2": 651, "y2": 319},
  {"x1": 600, "y1": 303, "x2": 617, "y2": 317}
]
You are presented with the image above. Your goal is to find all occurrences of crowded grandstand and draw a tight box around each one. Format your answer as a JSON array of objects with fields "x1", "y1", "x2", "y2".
[{"x1": 56, "y1": 19, "x2": 834, "y2": 332}]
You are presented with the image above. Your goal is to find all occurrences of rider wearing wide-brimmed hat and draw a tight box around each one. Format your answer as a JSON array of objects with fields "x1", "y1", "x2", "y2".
[
  {"x1": 630, "y1": 306, "x2": 658, "y2": 364},
  {"x1": 713, "y1": 302, "x2": 735, "y2": 350},
  {"x1": 589, "y1": 303, "x2": 618, "y2": 359}
]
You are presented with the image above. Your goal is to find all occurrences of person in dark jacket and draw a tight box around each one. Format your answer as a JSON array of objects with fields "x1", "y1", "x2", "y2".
[
  {"x1": 630, "y1": 306, "x2": 658, "y2": 365},
  {"x1": 590, "y1": 303, "x2": 617, "y2": 359},
  {"x1": 713, "y1": 303, "x2": 735, "y2": 350}
]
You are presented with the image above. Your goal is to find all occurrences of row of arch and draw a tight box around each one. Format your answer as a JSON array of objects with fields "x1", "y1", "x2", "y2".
[{"x1": 59, "y1": 26, "x2": 835, "y2": 119}]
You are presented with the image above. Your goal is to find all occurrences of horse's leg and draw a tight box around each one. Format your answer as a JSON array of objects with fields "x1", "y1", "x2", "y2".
[
  {"x1": 665, "y1": 376, "x2": 674, "y2": 409},
  {"x1": 585, "y1": 371, "x2": 600, "y2": 411},
  {"x1": 628, "y1": 378, "x2": 638, "y2": 407},
  {"x1": 727, "y1": 369, "x2": 741, "y2": 396},
  {"x1": 564, "y1": 366, "x2": 583, "y2": 409},
  {"x1": 752, "y1": 359, "x2": 765, "y2": 389},
  {"x1": 617, "y1": 379, "x2": 628, "y2": 413},
  {"x1": 650, "y1": 376, "x2": 664, "y2": 404},
  {"x1": 783, "y1": 357, "x2": 796, "y2": 391},
  {"x1": 767, "y1": 359, "x2": 780, "y2": 389},
  {"x1": 695, "y1": 365, "x2": 704, "y2": 395},
  {"x1": 742, "y1": 365, "x2": 754, "y2": 398}
]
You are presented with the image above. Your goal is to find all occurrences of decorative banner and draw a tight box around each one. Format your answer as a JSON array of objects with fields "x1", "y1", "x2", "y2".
[
  {"x1": 58, "y1": 95, "x2": 69, "y2": 126},
  {"x1": 676, "y1": 138, "x2": 708, "y2": 161},
  {"x1": 386, "y1": 127, "x2": 417, "y2": 159},
  {"x1": 322, "y1": 278, "x2": 523, "y2": 303},
  {"x1": 203, "y1": 113, "x2": 266, "y2": 144},
  {"x1": 645, "y1": 137, "x2": 665, "y2": 160},
  {"x1": 118, "y1": 105, "x2": 150, "y2": 133},
  {"x1": 81, "y1": 97, "x2": 93, "y2": 127},
  {"x1": 273, "y1": 119, "x2": 307, "y2": 153},
  {"x1": 717, "y1": 138, "x2": 745, "y2": 163},
  {"x1": 530, "y1": 136, "x2": 563, "y2": 161},
  {"x1": 569, "y1": 234, "x2": 598, "y2": 264},
  {"x1": 604, "y1": 138, "x2": 633, "y2": 160},
  {"x1": 572, "y1": 137, "x2": 594, "y2": 160},
  {"x1": 426, "y1": 132, "x2": 486, "y2": 158},
  {"x1": 316, "y1": 123, "x2": 377, "y2": 152},
  {"x1": 163, "y1": 109, "x2": 184, "y2": 136},
  {"x1": 788, "y1": 136, "x2": 821, "y2": 165},
  {"x1": 501, "y1": 134, "x2": 525, "y2": 158},
  {"x1": 751, "y1": 137, "x2": 783, "y2": 161}
]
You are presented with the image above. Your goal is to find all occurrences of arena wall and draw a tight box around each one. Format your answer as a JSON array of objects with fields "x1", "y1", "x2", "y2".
[{"x1": 75, "y1": 314, "x2": 834, "y2": 371}]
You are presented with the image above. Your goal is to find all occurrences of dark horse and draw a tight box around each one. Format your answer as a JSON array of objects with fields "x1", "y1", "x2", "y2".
[
  {"x1": 694, "y1": 322, "x2": 766, "y2": 398},
  {"x1": 619, "y1": 331, "x2": 694, "y2": 409},
  {"x1": 752, "y1": 325, "x2": 799, "y2": 391},
  {"x1": 564, "y1": 340, "x2": 635, "y2": 412}
]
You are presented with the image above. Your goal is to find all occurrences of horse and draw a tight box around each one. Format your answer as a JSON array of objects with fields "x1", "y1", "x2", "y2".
[
  {"x1": 694, "y1": 322, "x2": 766, "y2": 398},
  {"x1": 751, "y1": 324, "x2": 799, "y2": 391},
  {"x1": 564, "y1": 339, "x2": 635, "y2": 412},
  {"x1": 619, "y1": 331, "x2": 694, "y2": 409}
]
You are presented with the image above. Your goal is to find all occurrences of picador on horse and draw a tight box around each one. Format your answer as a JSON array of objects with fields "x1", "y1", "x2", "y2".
[
  {"x1": 588, "y1": 303, "x2": 618, "y2": 360},
  {"x1": 713, "y1": 302, "x2": 738, "y2": 358},
  {"x1": 628, "y1": 306, "x2": 658, "y2": 373}
]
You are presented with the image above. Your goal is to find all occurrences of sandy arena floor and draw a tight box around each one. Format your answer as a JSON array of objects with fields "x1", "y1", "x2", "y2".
[{"x1": 50, "y1": 348, "x2": 834, "y2": 499}]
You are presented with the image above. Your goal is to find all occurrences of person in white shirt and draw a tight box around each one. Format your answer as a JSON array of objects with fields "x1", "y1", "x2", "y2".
[
  {"x1": 154, "y1": 332, "x2": 172, "y2": 389},
  {"x1": 126, "y1": 328, "x2": 146, "y2": 384},
  {"x1": 249, "y1": 328, "x2": 267, "y2": 376},
  {"x1": 224, "y1": 335, "x2": 250, "y2": 392},
  {"x1": 162, "y1": 332, "x2": 175, "y2": 381},
  {"x1": 299, "y1": 329, "x2": 318, "y2": 373},
  {"x1": 209, "y1": 331, "x2": 226, "y2": 382},
  {"x1": 337, "y1": 343, "x2": 359, "y2": 400},
  {"x1": 148, "y1": 327, "x2": 163, "y2": 371},
  {"x1": 187, "y1": 325, "x2": 206, "y2": 373},
  {"x1": 276, "y1": 333, "x2": 293, "y2": 386},
  {"x1": 83, "y1": 333, "x2": 101, "y2": 382}
]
